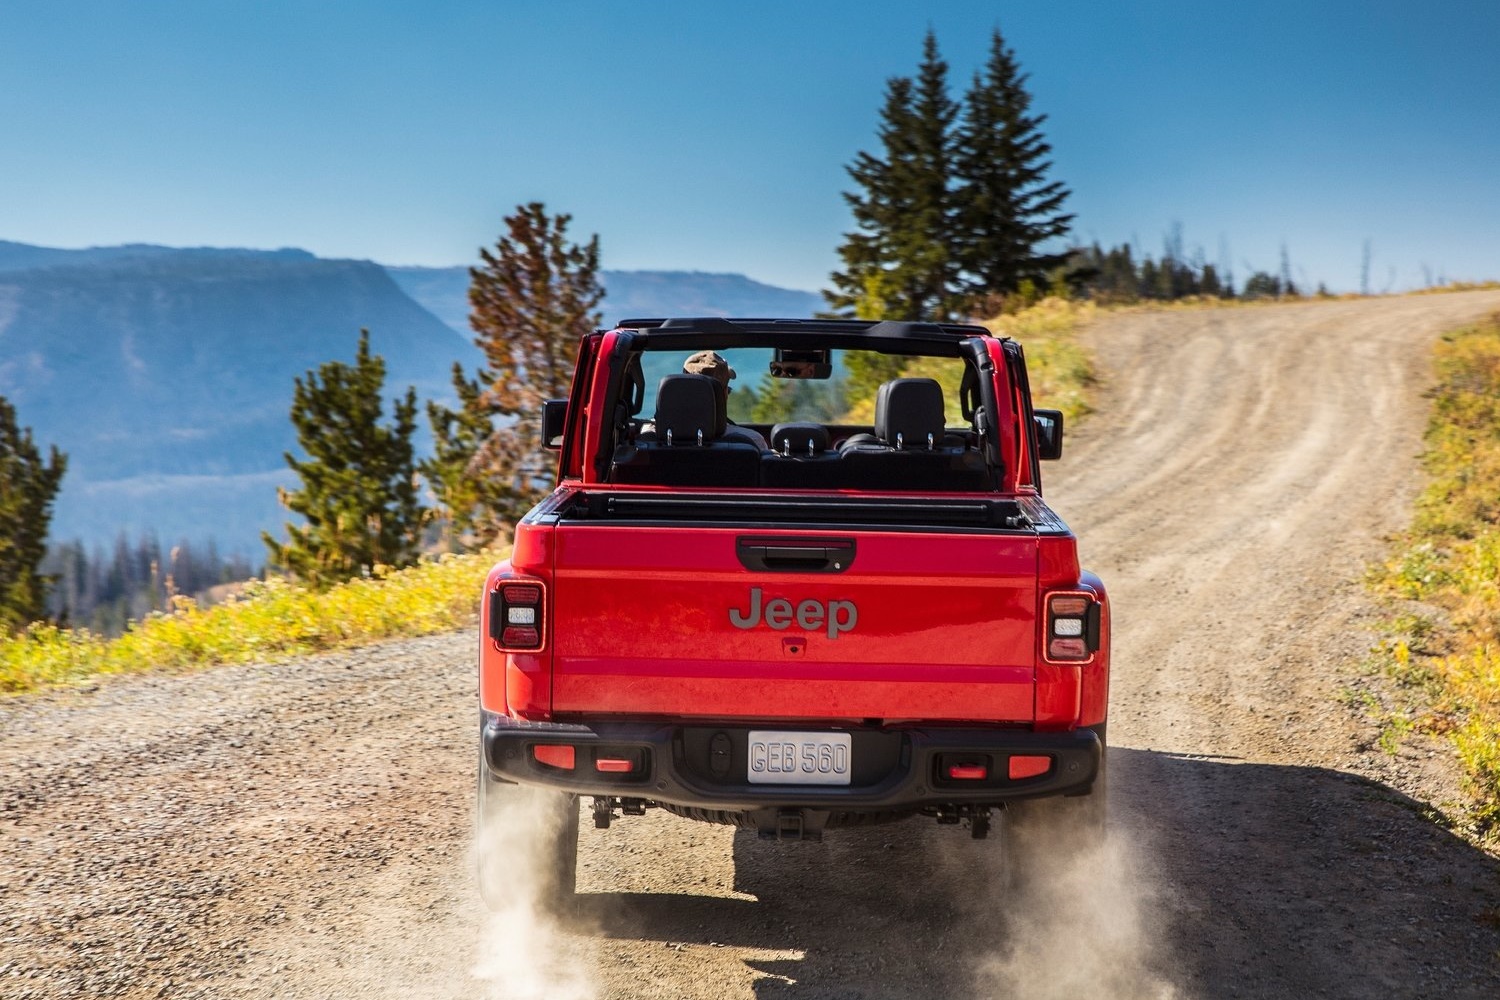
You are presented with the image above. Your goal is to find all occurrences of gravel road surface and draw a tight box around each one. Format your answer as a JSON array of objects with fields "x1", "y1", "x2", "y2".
[{"x1": 5, "y1": 291, "x2": 1500, "y2": 999}]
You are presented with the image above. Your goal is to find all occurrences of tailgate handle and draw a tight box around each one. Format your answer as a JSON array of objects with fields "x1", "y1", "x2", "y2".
[{"x1": 737, "y1": 537, "x2": 855, "y2": 573}]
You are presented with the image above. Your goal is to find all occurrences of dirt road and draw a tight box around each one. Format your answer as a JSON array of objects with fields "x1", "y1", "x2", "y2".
[{"x1": 5, "y1": 292, "x2": 1500, "y2": 999}]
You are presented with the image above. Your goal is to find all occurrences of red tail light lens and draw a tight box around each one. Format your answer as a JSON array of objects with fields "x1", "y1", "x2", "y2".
[
  {"x1": 503, "y1": 585, "x2": 541, "y2": 606},
  {"x1": 491, "y1": 579, "x2": 546, "y2": 652},
  {"x1": 502, "y1": 626, "x2": 540, "y2": 647},
  {"x1": 1045, "y1": 592, "x2": 1099, "y2": 662}
]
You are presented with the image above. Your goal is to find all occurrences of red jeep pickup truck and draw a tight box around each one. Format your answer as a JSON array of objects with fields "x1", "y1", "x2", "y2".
[{"x1": 477, "y1": 317, "x2": 1108, "y2": 903}]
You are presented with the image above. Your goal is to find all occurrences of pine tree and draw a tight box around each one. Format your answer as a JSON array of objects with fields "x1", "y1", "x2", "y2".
[
  {"x1": 420, "y1": 363, "x2": 509, "y2": 551},
  {"x1": 0, "y1": 395, "x2": 67, "y2": 632},
  {"x1": 463, "y1": 203, "x2": 603, "y2": 536},
  {"x1": 263, "y1": 330, "x2": 423, "y2": 586},
  {"x1": 950, "y1": 28, "x2": 1074, "y2": 306},
  {"x1": 827, "y1": 27, "x2": 1072, "y2": 322},
  {"x1": 826, "y1": 33, "x2": 958, "y2": 321}
]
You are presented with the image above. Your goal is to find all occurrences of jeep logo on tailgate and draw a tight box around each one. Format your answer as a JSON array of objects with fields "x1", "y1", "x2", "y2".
[{"x1": 729, "y1": 587, "x2": 857, "y2": 639}]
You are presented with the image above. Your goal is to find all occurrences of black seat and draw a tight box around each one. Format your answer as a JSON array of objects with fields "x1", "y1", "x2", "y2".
[
  {"x1": 840, "y1": 378, "x2": 948, "y2": 454},
  {"x1": 761, "y1": 421, "x2": 842, "y2": 488},
  {"x1": 770, "y1": 422, "x2": 831, "y2": 457},
  {"x1": 839, "y1": 378, "x2": 989, "y2": 490},
  {"x1": 654, "y1": 373, "x2": 721, "y2": 446},
  {"x1": 611, "y1": 375, "x2": 762, "y2": 486}
]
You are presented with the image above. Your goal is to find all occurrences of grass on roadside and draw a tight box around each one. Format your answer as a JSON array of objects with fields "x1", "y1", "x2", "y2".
[
  {"x1": 0, "y1": 551, "x2": 499, "y2": 695},
  {"x1": 1368, "y1": 311, "x2": 1500, "y2": 840},
  {"x1": 982, "y1": 296, "x2": 1099, "y2": 422}
]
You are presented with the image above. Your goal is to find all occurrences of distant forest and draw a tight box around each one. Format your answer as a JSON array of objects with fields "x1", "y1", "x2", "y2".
[
  {"x1": 1072, "y1": 235, "x2": 1305, "y2": 303},
  {"x1": 43, "y1": 536, "x2": 256, "y2": 635}
]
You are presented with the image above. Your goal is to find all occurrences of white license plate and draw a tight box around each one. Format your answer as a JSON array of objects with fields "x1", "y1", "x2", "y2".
[{"x1": 747, "y1": 731, "x2": 852, "y2": 785}]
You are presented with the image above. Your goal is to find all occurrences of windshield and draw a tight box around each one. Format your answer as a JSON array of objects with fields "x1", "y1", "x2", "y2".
[{"x1": 636, "y1": 348, "x2": 969, "y2": 427}]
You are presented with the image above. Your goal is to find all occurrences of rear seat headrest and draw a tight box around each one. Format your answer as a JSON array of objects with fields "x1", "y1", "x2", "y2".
[
  {"x1": 874, "y1": 378, "x2": 945, "y2": 450},
  {"x1": 770, "y1": 422, "x2": 830, "y2": 457},
  {"x1": 654, "y1": 374, "x2": 724, "y2": 445}
]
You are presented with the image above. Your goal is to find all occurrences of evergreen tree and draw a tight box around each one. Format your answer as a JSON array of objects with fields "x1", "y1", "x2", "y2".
[
  {"x1": 951, "y1": 28, "x2": 1074, "y2": 306},
  {"x1": 1241, "y1": 271, "x2": 1283, "y2": 300},
  {"x1": 463, "y1": 202, "x2": 603, "y2": 535},
  {"x1": 420, "y1": 363, "x2": 508, "y2": 551},
  {"x1": 827, "y1": 27, "x2": 1072, "y2": 322},
  {"x1": 264, "y1": 330, "x2": 423, "y2": 586},
  {"x1": 1201, "y1": 263, "x2": 1223, "y2": 298},
  {"x1": 826, "y1": 34, "x2": 958, "y2": 321},
  {"x1": 0, "y1": 395, "x2": 67, "y2": 632}
]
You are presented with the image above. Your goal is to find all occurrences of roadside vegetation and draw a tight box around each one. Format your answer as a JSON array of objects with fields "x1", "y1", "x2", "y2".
[
  {"x1": 1369, "y1": 311, "x2": 1500, "y2": 841},
  {"x1": 0, "y1": 551, "x2": 495, "y2": 695}
]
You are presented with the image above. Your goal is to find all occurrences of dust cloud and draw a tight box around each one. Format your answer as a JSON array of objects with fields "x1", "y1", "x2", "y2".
[
  {"x1": 972, "y1": 814, "x2": 1182, "y2": 1000},
  {"x1": 470, "y1": 787, "x2": 596, "y2": 1000}
]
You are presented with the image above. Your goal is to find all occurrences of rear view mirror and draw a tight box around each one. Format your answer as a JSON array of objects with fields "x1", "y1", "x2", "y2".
[
  {"x1": 542, "y1": 399, "x2": 568, "y2": 450},
  {"x1": 771, "y1": 347, "x2": 833, "y2": 379},
  {"x1": 1033, "y1": 408, "x2": 1064, "y2": 461}
]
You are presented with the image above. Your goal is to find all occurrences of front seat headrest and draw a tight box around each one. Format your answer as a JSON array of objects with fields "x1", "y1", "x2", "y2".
[
  {"x1": 874, "y1": 378, "x2": 945, "y2": 450},
  {"x1": 653, "y1": 374, "x2": 724, "y2": 445}
]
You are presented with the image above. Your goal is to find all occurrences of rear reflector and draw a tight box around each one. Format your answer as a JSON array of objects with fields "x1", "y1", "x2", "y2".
[
  {"x1": 1009, "y1": 755, "x2": 1052, "y2": 780},
  {"x1": 594, "y1": 757, "x2": 635, "y2": 774},
  {"x1": 533, "y1": 744, "x2": 575, "y2": 770},
  {"x1": 946, "y1": 763, "x2": 988, "y2": 780}
]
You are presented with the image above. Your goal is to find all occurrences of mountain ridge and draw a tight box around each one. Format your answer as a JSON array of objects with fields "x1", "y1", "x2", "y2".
[{"x1": 0, "y1": 240, "x2": 823, "y2": 554}]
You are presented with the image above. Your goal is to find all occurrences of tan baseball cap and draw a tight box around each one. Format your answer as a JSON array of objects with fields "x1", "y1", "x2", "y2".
[{"x1": 683, "y1": 350, "x2": 736, "y2": 385}]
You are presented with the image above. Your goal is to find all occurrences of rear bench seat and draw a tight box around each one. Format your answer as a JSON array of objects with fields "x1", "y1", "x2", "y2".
[{"x1": 610, "y1": 376, "x2": 990, "y2": 491}]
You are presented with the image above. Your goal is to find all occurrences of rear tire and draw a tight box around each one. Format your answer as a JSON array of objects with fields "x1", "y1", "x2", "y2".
[{"x1": 476, "y1": 748, "x2": 579, "y2": 914}]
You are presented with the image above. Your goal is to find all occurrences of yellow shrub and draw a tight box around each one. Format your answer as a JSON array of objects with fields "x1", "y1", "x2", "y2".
[
  {"x1": 1371, "y1": 312, "x2": 1500, "y2": 839},
  {"x1": 1, "y1": 551, "x2": 500, "y2": 695}
]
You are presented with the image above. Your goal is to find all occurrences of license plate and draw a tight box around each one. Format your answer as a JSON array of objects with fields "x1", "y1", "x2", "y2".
[{"x1": 747, "y1": 731, "x2": 852, "y2": 785}]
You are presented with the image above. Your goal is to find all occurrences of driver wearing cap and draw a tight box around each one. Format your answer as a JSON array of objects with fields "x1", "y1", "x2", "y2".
[{"x1": 682, "y1": 351, "x2": 768, "y2": 450}]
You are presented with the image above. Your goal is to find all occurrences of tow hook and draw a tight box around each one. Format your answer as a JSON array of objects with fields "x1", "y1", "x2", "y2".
[
  {"x1": 592, "y1": 796, "x2": 650, "y2": 828},
  {"x1": 933, "y1": 804, "x2": 993, "y2": 839}
]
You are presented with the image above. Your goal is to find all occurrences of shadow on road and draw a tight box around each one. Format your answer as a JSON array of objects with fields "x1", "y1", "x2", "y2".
[{"x1": 582, "y1": 748, "x2": 1500, "y2": 999}]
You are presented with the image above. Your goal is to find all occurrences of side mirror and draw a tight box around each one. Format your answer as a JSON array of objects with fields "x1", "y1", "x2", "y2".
[
  {"x1": 541, "y1": 399, "x2": 568, "y2": 450},
  {"x1": 1033, "y1": 408, "x2": 1064, "y2": 461}
]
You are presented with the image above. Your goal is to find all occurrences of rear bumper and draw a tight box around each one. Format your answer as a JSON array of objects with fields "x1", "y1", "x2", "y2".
[{"x1": 481, "y1": 713, "x2": 1103, "y2": 812}]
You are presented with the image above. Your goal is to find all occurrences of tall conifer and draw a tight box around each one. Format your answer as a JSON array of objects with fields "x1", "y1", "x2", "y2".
[
  {"x1": 420, "y1": 363, "x2": 508, "y2": 550},
  {"x1": 462, "y1": 203, "x2": 603, "y2": 535},
  {"x1": 951, "y1": 28, "x2": 1074, "y2": 302},
  {"x1": 828, "y1": 27, "x2": 1073, "y2": 324},
  {"x1": 264, "y1": 330, "x2": 423, "y2": 585},
  {"x1": 826, "y1": 32, "x2": 959, "y2": 323},
  {"x1": 0, "y1": 395, "x2": 67, "y2": 632}
]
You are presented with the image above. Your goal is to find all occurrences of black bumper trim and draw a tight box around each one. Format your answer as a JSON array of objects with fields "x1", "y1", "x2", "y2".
[{"x1": 481, "y1": 715, "x2": 1103, "y2": 811}]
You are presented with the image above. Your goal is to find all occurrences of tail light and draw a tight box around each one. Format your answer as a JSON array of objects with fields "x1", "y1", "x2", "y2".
[
  {"x1": 490, "y1": 580, "x2": 546, "y2": 652},
  {"x1": 1045, "y1": 592, "x2": 1101, "y2": 662}
]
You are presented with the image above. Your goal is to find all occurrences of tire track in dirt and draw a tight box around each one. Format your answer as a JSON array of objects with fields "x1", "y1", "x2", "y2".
[{"x1": 4, "y1": 292, "x2": 1500, "y2": 999}]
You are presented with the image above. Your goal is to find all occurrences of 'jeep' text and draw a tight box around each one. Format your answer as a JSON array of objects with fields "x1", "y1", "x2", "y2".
[{"x1": 729, "y1": 587, "x2": 857, "y2": 639}]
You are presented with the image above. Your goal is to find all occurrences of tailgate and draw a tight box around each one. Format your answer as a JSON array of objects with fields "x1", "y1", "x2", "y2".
[{"x1": 550, "y1": 525, "x2": 1038, "y2": 722}]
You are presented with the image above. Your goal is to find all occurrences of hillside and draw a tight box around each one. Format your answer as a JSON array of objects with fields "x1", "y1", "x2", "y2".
[
  {"x1": 386, "y1": 265, "x2": 824, "y2": 335},
  {"x1": 0, "y1": 245, "x2": 481, "y2": 553},
  {"x1": 0, "y1": 242, "x2": 823, "y2": 555}
]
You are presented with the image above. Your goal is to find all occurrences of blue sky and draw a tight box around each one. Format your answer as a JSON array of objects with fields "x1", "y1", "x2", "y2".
[{"x1": 2, "y1": 0, "x2": 1497, "y2": 294}]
